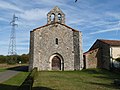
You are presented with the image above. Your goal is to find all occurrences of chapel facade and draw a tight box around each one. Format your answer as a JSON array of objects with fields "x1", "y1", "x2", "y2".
[{"x1": 29, "y1": 6, "x2": 83, "y2": 71}]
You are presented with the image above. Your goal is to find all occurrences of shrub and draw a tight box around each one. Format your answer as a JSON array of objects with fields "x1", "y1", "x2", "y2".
[
  {"x1": 17, "y1": 54, "x2": 29, "y2": 64},
  {"x1": 0, "y1": 55, "x2": 7, "y2": 63},
  {"x1": 0, "y1": 54, "x2": 29, "y2": 64},
  {"x1": 6, "y1": 55, "x2": 17, "y2": 64}
]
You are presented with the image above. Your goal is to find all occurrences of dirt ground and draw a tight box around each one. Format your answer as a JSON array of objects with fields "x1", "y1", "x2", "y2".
[{"x1": 0, "y1": 64, "x2": 28, "y2": 69}]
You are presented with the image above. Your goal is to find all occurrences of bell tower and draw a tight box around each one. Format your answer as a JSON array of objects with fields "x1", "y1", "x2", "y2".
[{"x1": 47, "y1": 6, "x2": 65, "y2": 24}]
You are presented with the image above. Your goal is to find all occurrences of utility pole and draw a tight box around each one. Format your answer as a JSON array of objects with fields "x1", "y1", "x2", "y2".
[{"x1": 8, "y1": 14, "x2": 18, "y2": 64}]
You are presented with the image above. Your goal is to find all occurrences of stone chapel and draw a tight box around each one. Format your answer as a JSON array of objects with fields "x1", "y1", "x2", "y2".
[{"x1": 29, "y1": 6, "x2": 83, "y2": 71}]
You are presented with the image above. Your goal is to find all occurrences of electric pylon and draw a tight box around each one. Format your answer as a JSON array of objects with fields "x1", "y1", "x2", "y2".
[{"x1": 8, "y1": 14, "x2": 18, "y2": 64}]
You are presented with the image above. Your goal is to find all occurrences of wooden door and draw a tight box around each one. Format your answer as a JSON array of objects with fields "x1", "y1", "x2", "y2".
[{"x1": 52, "y1": 56, "x2": 61, "y2": 70}]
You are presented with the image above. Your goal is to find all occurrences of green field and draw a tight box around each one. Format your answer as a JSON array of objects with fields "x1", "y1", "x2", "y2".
[
  {"x1": 33, "y1": 69, "x2": 120, "y2": 90},
  {"x1": 0, "y1": 68, "x2": 7, "y2": 72}
]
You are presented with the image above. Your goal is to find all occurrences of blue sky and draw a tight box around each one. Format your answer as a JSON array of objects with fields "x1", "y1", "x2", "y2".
[{"x1": 0, "y1": 0, "x2": 120, "y2": 55}]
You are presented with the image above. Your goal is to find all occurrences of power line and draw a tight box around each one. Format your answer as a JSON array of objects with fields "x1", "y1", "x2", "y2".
[{"x1": 8, "y1": 14, "x2": 18, "y2": 63}]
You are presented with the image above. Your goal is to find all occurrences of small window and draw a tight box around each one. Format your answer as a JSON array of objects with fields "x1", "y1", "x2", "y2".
[{"x1": 56, "y1": 38, "x2": 58, "y2": 45}]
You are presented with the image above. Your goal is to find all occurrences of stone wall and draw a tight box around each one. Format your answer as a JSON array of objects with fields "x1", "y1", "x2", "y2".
[
  {"x1": 111, "y1": 46, "x2": 120, "y2": 58},
  {"x1": 29, "y1": 31, "x2": 34, "y2": 71},
  {"x1": 84, "y1": 49, "x2": 98, "y2": 69},
  {"x1": 84, "y1": 40, "x2": 111, "y2": 70},
  {"x1": 30, "y1": 23, "x2": 80, "y2": 71},
  {"x1": 79, "y1": 32, "x2": 83, "y2": 70},
  {"x1": 73, "y1": 31, "x2": 83, "y2": 70},
  {"x1": 73, "y1": 31, "x2": 80, "y2": 70},
  {"x1": 100, "y1": 42, "x2": 110, "y2": 70}
]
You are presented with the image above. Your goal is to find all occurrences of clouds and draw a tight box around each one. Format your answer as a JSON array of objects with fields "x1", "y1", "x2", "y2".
[
  {"x1": 0, "y1": 17, "x2": 8, "y2": 22},
  {"x1": 0, "y1": 0, "x2": 23, "y2": 12},
  {"x1": 0, "y1": 0, "x2": 120, "y2": 55},
  {"x1": 90, "y1": 27, "x2": 120, "y2": 35},
  {"x1": 19, "y1": 8, "x2": 48, "y2": 21},
  {"x1": 33, "y1": 0, "x2": 68, "y2": 6}
]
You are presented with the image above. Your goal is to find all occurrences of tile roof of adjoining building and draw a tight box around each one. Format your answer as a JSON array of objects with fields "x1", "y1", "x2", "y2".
[
  {"x1": 98, "y1": 39, "x2": 120, "y2": 46},
  {"x1": 32, "y1": 22, "x2": 80, "y2": 32},
  {"x1": 84, "y1": 48, "x2": 99, "y2": 55}
]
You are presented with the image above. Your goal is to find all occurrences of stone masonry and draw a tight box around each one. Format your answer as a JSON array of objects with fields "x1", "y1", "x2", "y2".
[
  {"x1": 29, "y1": 6, "x2": 83, "y2": 71},
  {"x1": 84, "y1": 39, "x2": 120, "y2": 70}
]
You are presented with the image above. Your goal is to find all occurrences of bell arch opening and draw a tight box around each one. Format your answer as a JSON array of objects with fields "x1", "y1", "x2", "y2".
[
  {"x1": 50, "y1": 13, "x2": 55, "y2": 23},
  {"x1": 58, "y1": 13, "x2": 62, "y2": 22},
  {"x1": 49, "y1": 53, "x2": 64, "y2": 71}
]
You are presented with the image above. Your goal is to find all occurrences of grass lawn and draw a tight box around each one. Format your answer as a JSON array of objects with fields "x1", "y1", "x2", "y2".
[
  {"x1": 0, "y1": 68, "x2": 7, "y2": 72},
  {"x1": 0, "y1": 64, "x2": 29, "y2": 90},
  {"x1": 0, "y1": 71, "x2": 29, "y2": 90},
  {"x1": 33, "y1": 69, "x2": 120, "y2": 90}
]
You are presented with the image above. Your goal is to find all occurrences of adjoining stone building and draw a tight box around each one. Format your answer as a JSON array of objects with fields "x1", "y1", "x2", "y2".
[
  {"x1": 84, "y1": 39, "x2": 120, "y2": 70},
  {"x1": 29, "y1": 6, "x2": 83, "y2": 71}
]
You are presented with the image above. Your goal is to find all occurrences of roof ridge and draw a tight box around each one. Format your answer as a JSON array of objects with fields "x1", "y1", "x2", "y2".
[
  {"x1": 32, "y1": 22, "x2": 80, "y2": 32},
  {"x1": 98, "y1": 39, "x2": 120, "y2": 41},
  {"x1": 97, "y1": 39, "x2": 120, "y2": 46}
]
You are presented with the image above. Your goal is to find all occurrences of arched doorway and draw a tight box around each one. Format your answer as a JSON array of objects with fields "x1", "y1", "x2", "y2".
[
  {"x1": 52, "y1": 56, "x2": 61, "y2": 70},
  {"x1": 49, "y1": 53, "x2": 64, "y2": 71}
]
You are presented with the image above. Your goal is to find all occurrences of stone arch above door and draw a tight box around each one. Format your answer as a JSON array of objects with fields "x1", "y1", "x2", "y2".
[{"x1": 49, "y1": 53, "x2": 64, "y2": 71}]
